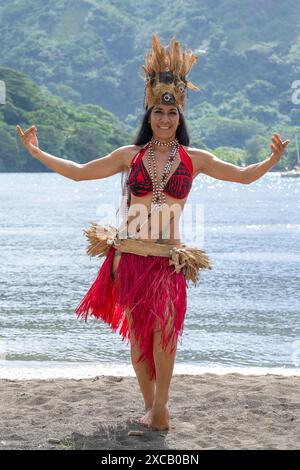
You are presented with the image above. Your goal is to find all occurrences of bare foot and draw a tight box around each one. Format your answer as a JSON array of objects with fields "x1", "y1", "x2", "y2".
[
  {"x1": 135, "y1": 408, "x2": 153, "y2": 428},
  {"x1": 150, "y1": 404, "x2": 170, "y2": 431},
  {"x1": 135, "y1": 405, "x2": 170, "y2": 431}
]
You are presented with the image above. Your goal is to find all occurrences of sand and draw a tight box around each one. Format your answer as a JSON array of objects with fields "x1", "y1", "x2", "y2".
[{"x1": 0, "y1": 373, "x2": 299, "y2": 450}]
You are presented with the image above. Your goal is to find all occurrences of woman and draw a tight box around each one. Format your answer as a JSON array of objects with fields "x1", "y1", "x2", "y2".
[{"x1": 16, "y1": 35, "x2": 289, "y2": 431}]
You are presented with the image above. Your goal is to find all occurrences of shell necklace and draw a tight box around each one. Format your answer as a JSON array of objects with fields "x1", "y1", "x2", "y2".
[
  {"x1": 147, "y1": 137, "x2": 179, "y2": 210},
  {"x1": 119, "y1": 137, "x2": 179, "y2": 239}
]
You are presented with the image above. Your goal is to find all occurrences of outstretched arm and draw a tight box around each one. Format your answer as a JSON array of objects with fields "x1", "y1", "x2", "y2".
[
  {"x1": 195, "y1": 134, "x2": 290, "y2": 184},
  {"x1": 242, "y1": 134, "x2": 290, "y2": 183},
  {"x1": 16, "y1": 124, "x2": 128, "y2": 181}
]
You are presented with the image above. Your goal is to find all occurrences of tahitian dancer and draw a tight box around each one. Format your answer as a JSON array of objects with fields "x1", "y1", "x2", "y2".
[{"x1": 16, "y1": 35, "x2": 289, "y2": 431}]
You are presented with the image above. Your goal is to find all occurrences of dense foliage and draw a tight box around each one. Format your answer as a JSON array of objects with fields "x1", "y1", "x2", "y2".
[
  {"x1": 0, "y1": 67, "x2": 130, "y2": 171},
  {"x1": 0, "y1": 0, "x2": 299, "y2": 171}
]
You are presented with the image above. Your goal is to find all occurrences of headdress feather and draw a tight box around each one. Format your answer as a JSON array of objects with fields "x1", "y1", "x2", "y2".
[{"x1": 141, "y1": 34, "x2": 200, "y2": 111}]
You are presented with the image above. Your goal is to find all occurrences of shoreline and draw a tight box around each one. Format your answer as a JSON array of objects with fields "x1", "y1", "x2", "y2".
[
  {"x1": 1, "y1": 361, "x2": 300, "y2": 380},
  {"x1": 1, "y1": 372, "x2": 300, "y2": 450}
]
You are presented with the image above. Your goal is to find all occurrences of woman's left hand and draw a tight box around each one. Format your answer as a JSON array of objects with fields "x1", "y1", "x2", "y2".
[{"x1": 269, "y1": 133, "x2": 290, "y2": 164}]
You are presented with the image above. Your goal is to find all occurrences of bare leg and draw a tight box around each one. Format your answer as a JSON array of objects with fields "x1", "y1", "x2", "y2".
[
  {"x1": 112, "y1": 252, "x2": 156, "y2": 412},
  {"x1": 126, "y1": 308, "x2": 156, "y2": 412},
  {"x1": 151, "y1": 313, "x2": 176, "y2": 430},
  {"x1": 138, "y1": 308, "x2": 177, "y2": 431},
  {"x1": 111, "y1": 250, "x2": 155, "y2": 411},
  {"x1": 153, "y1": 317, "x2": 176, "y2": 406}
]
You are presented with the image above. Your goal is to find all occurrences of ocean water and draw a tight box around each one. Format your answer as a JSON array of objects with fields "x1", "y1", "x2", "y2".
[{"x1": 0, "y1": 172, "x2": 299, "y2": 379}]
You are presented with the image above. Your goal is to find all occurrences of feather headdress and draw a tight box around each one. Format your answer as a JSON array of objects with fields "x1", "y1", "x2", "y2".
[{"x1": 141, "y1": 34, "x2": 200, "y2": 111}]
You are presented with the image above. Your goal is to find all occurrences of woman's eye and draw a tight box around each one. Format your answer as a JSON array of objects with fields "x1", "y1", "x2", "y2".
[{"x1": 154, "y1": 111, "x2": 177, "y2": 114}]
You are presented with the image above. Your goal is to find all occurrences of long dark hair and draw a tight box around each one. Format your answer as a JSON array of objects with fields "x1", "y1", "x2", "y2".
[{"x1": 116, "y1": 106, "x2": 190, "y2": 231}]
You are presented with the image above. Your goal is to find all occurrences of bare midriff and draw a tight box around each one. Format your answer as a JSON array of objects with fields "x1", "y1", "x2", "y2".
[
  {"x1": 125, "y1": 192, "x2": 187, "y2": 245},
  {"x1": 123, "y1": 147, "x2": 192, "y2": 246},
  {"x1": 111, "y1": 194, "x2": 186, "y2": 279},
  {"x1": 110, "y1": 146, "x2": 194, "y2": 278}
]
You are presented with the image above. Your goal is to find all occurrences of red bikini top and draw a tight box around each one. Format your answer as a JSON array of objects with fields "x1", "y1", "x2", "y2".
[{"x1": 127, "y1": 143, "x2": 193, "y2": 200}]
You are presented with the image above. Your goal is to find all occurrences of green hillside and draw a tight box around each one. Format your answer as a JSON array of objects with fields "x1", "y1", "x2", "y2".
[
  {"x1": 0, "y1": 67, "x2": 130, "y2": 171},
  {"x1": 0, "y1": 0, "x2": 299, "y2": 171}
]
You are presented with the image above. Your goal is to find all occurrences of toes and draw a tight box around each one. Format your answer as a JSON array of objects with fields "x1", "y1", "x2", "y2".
[
  {"x1": 138, "y1": 421, "x2": 151, "y2": 429},
  {"x1": 150, "y1": 424, "x2": 170, "y2": 432},
  {"x1": 134, "y1": 418, "x2": 150, "y2": 428}
]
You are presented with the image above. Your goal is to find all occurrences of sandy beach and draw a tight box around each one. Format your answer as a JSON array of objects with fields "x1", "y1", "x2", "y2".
[{"x1": 0, "y1": 373, "x2": 299, "y2": 450}]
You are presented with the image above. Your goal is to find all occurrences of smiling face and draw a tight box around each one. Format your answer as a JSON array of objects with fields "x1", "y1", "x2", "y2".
[{"x1": 148, "y1": 104, "x2": 180, "y2": 142}]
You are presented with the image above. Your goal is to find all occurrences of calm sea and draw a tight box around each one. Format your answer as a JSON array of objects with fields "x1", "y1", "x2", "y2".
[{"x1": 0, "y1": 172, "x2": 299, "y2": 379}]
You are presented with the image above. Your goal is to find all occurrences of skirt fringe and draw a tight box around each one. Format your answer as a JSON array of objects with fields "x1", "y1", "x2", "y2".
[{"x1": 75, "y1": 246, "x2": 187, "y2": 381}]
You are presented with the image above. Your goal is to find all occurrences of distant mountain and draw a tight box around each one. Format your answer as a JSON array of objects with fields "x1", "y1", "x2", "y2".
[
  {"x1": 0, "y1": 0, "x2": 299, "y2": 170},
  {"x1": 0, "y1": 67, "x2": 130, "y2": 171}
]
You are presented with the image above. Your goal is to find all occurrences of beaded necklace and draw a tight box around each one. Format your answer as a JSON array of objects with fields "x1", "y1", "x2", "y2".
[
  {"x1": 147, "y1": 136, "x2": 179, "y2": 209},
  {"x1": 121, "y1": 137, "x2": 180, "y2": 239}
]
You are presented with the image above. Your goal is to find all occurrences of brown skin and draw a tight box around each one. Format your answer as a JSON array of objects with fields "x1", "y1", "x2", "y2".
[
  {"x1": 148, "y1": 104, "x2": 180, "y2": 149},
  {"x1": 16, "y1": 109, "x2": 289, "y2": 183},
  {"x1": 16, "y1": 115, "x2": 290, "y2": 431}
]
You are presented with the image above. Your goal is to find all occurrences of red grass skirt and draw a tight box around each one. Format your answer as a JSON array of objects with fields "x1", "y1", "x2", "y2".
[{"x1": 75, "y1": 245, "x2": 187, "y2": 381}]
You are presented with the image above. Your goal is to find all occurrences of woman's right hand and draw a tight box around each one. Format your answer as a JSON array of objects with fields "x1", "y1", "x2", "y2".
[{"x1": 16, "y1": 124, "x2": 40, "y2": 157}]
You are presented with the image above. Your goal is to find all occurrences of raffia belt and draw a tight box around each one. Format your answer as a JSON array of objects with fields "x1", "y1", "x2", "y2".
[{"x1": 82, "y1": 223, "x2": 212, "y2": 285}]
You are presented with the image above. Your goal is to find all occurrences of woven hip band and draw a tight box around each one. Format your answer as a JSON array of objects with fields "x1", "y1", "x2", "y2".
[{"x1": 82, "y1": 223, "x2": 212, "y2": 284}]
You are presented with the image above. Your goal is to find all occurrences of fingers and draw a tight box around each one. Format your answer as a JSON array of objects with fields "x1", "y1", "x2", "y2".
[
  {"x1": 272, "y1": 134, "x2": 290, "y2": 146},
  {"x1": 270, "y1": 134, "x2": 290, "y2": 155},
  {"x1": 16, "y1": 125, "x2": 38, "y2": 152},
  {"x1": 272, "y1": 134, "x2": 283, "y2": 148},
  {"x1": 16, "y1": 125, "x2": 37, "y2": 138},
  {"x1": 16, "y1": 125, "x2": 24, "y2": 137},
  {"x1": 270, "y1": 143, "x2": 277, "y2": 153}
]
